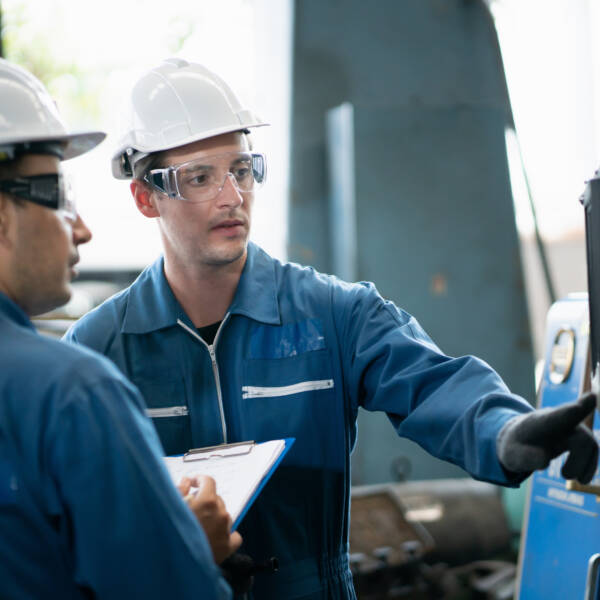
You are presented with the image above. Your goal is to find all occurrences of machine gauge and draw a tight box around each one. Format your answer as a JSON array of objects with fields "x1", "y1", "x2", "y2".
[{"x1": 549, "y1": 327, "x2": 576, "y2": 384}]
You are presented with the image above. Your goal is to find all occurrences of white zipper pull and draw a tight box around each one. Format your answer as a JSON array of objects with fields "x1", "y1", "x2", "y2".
[
  {"x1": 146, "y1": 406, "x2": 189, "y2": 418},
  {"x1": 242, "y1": 379, "x2": 335, "y2": 399}
]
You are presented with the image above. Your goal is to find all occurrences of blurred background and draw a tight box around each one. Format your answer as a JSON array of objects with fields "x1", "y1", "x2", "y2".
[
  {"x1": 2, "y1": 0, "x2": 598, "y2": 358},
  {"x1": 3, "y1": 0, "x2": 599, "y2": 597}
]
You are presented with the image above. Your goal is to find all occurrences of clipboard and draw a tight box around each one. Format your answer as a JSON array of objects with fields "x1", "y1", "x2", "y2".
[{"x1": 164, "y1": 438, "x2": 295, "y2": 530}]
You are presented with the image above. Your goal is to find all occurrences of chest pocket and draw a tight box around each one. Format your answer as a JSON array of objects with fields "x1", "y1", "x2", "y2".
[
  {"x1": 133, "y1": 377, "x2": 192, "y2": 456},
  {"x1": 241, "y1": 320, "x2": 344, "y2": 469}
]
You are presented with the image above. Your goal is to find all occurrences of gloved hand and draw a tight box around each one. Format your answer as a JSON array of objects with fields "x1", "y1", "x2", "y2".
[
  {"x1": 496, "y1": 392, "x2": 599, "y2": 483},
  {"x1": 220, "y1": 553, "x2": 278, "y2": 596},
  {"x1": 220, "y1": 553, "x2": 255, "y2": 596}
]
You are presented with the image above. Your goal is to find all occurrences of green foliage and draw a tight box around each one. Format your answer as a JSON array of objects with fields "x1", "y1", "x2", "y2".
[
  {"x1": 166, "y1": 16, "x2": 194, "y2": 54},
  {"x1": 0, "y1": 0, "x2": 102, "y2": 129}
]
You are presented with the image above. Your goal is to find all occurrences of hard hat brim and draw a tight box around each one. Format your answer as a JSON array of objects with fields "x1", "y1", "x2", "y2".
[
  {"x1": 4, "y1": 130, "x2": 106, "y2": 161},
  {"x1": 111, "y1": 121, "x2": 268, "y2": 179}
]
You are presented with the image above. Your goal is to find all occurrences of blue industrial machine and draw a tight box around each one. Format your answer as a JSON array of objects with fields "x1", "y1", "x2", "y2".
[{"x1": 517, "y1": 171, "x2": 600, "y2": 599}]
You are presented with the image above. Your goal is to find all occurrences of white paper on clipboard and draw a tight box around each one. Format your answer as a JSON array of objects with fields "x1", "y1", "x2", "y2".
[{"x1": 163, "y1": 438, "x2": 290, "y2": 528}]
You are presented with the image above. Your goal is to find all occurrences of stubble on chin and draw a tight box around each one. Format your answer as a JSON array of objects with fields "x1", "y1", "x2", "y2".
[
  {"x1": 27, "y1": 286, "x2": 71, "y2": 317},
  {"x1": 203, "y1": 242, "x2": 247, "y2": 267}
]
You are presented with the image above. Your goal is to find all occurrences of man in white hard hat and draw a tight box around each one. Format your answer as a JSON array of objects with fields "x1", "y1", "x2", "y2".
[
  {"x1": 65, "y1": 58, "x2": 598, "y2": 599},
  {"x1": 0, "y1": 57, "x2": 240, "y2": 599}
]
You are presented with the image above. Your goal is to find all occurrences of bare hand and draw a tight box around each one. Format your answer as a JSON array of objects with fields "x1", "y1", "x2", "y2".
[{"x1": 177, "y1": 475, "x2": 243, "y2": 564}]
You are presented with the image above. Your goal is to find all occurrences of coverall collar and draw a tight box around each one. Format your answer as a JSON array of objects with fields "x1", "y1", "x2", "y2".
[
  {"x1": 0, "y1": 291, "x2": 35, "y2": 331},
  {"x1": 121, "y1": 241, "x2": 280, "y2": 334}
]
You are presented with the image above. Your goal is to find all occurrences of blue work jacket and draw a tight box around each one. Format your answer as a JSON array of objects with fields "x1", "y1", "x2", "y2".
[
  {"x1": 65, "y1": 242, "x2": 532, "y2": 600},
  {"x1": 0, "y1": 293, "x2": 228, "y2": 599}
]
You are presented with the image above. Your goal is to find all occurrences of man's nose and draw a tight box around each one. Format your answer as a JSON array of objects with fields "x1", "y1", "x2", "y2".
[
  {"x1": 72, "y1": 214, "x2": 92, "y2": 246},
  {"x1": 215, "y1": 173, "x2": 244, "y2": 208}
]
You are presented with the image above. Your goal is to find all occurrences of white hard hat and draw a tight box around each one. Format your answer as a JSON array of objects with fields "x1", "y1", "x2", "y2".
[
  {"x1": 0, "y1": 58, "x2": 105, "y2": 161},
  {"x1": 111, "y1": 58, "x2": 269, "y2": 179}
]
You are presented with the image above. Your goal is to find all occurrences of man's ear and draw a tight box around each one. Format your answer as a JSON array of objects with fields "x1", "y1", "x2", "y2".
[
  {"x1": 131, "y1": 180, "x2": 160, "y2": 218},
  {"x1": 0, "y1": 193, "x2": 15, "y2": 248}
]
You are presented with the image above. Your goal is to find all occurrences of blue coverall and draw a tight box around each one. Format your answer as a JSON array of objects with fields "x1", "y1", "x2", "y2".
[
  {"x1": 0, "y1": 293, "x2": 229, "y2": 599},
  {"x1": 65, "y1": 241, "x2": 533, "y2": 599}
]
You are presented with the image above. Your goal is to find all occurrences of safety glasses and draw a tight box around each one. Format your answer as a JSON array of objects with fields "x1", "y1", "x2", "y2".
[
  {"x1": 0, "y1": 173, "x2": 76, "y2": 221},
  {"x1": 144, "y1": 151, "x2": 267, "y2": 203}
]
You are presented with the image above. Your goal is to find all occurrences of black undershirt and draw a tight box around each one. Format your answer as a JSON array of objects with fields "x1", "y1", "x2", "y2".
[{"x1": 196, "y1": 321, "x2": 222, "y2": 345}]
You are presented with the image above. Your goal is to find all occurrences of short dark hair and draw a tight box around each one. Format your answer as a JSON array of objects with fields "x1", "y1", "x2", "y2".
[
  {"x1": 0, "y1": 157, "x2": 20, "y2": 180},
  {"x1": 132, "y1": 151, "x2": 166, "y2": 182}
]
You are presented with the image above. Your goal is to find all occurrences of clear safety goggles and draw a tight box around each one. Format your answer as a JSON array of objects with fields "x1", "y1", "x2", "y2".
[
  {"x1": 0, "y1": 173, "x2": 76, "y2": 222},
  {"x1": 143, "y1": 151, "x2": 267, "y2": 203}
]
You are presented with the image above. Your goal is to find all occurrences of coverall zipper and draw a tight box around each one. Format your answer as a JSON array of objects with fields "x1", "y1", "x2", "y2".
[
  {"x1": 242, "y1": 379, "x2": 334, "y2": 399},
  {"x1": 176, "y1": 315, "x2": 230, "y2": 444},
  {"x1": 146, "y1": 406, "x2": 189, "y2": 417}
]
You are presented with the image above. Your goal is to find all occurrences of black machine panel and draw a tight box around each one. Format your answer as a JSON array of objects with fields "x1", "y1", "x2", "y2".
[{"x1": 582, "y1": 170, "x2": 600, "y2": 391}]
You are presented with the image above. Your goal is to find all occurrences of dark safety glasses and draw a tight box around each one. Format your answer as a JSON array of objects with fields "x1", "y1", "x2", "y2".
[{"x1": 0, "y1": 173, "x2": 76, "y2": 221}]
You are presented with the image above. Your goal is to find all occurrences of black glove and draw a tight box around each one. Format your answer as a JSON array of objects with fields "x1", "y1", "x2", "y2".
[
  {"x1": 220, "y1": 553, "x2": 278, "y2": 596},
  {"x1": 496, "y1": 392, "x2": 599, "y2": 483},
  {"x1": 220, "y1": 554, "x2": 255, "y2": 596}
]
